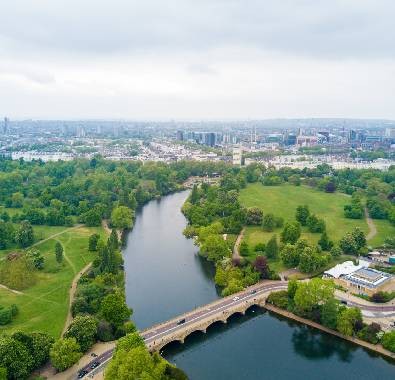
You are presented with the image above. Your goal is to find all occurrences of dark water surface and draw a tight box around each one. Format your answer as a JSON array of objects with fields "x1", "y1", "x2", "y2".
[{"x1": 123, "y1": 191, "x2": 394, "y2": 380}]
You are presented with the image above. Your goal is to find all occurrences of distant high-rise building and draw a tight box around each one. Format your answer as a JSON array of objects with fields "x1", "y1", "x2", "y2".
[
  {"x1": 318, "y1": 131, "x2": 330, "y2": 142},
  {"x1": 385, "y1": 128, "x2": 395, "y2": 139},
  {"x1": 176, "y1": 130, "x2": 184, "y2": 141},
  {"x1": 3, "y1": 117, "x2": 9, "y2": 134},
  {"x1": 233, "y1": 145, "x2": 242, "y2": 166},
  {"x1": 204, "y1": 132, "x2": 216, "y2": 147},
  {"x1": 76, "y1": 126, "x2": 86, "y2": 138},
  {"x1": 348, "y1": 129, "x2": 357, "y2": 143},
  {"x1": 285, "y1": 133, "x2": 297, "y2": 146}
]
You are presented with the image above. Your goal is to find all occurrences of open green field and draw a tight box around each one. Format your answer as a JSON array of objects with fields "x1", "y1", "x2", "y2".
[
  {"x1": 0, "y1": 225, "x2": 106, "y2": 338},
  {"x1": 239, "y1": 183, "x2": 395, "y2": 251}
]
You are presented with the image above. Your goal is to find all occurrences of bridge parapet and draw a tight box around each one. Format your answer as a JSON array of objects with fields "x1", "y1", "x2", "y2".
[{"x1": 144, "y1": 286, "x2": 279, "y2": 352}]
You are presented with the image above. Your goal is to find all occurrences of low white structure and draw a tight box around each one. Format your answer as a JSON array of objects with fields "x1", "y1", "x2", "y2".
[{"x1": 323, "y1": 260, "x2": 370, "y2": 279}]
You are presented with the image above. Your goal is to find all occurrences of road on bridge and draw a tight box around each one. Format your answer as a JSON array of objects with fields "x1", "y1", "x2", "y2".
[{"x1": 73, "y1": 281, "x2": 395, "y2": 379}]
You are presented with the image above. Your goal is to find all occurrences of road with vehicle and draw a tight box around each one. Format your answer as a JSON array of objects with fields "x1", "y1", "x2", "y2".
[{"x1": 75, "y1": 279, "x2": 395, "y2": 379}]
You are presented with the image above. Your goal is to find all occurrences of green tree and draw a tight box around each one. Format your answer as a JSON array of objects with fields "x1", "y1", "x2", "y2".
[
  {"x1": 262, "y1": 213, "x2": 276, "y2": 232},
  {"x1": 88, "y1": 233, "x2": 100, "y2": 251},
  {"x1": 0, "y1": 367, "x2": 6, "y2": 380},
  {"x1": 306, "y1": 214, "x2": 326, "y2": 233},
  {"x1": 246, "y1": 207, "x2": 263, "y2": 225},
  {"x1": 50, "y1": 338, "x2": 82, "y2": 371},
  {"x1": 265, "y1": 235, "x2": 278, "y2": 259},
  {"x1": 200, "y1": 235, "x2": 229, "y2": 262},
  {"x1": 339, "y1": 232, "x2": 359, "y2": 255},
  {"x1": 330, "y1": 245, "x2": 342, "y2": 257},
  {"x1": 82, "y1": 208, "x2": 102, "y2": 227},
  {"x1": 100, "y1": 292, "x2": 132, "y2": 327},
  {"x1": 294, "y1": 278, "x2": 334, "y2": 316},
  {"x1": 15, "y1": 220, "x2": 34, "y2": 248},
  {"x1": 351, "y1": 227, "x2": 366, "y2": 250},
  {"x1": 287, "y1": 279, "x2": 298, "y2": 300},
  {"x1": 115, "y1": 332, "x2": 145, "y2": 353},
  {"x1": 105, "y1": 346, "x2": 166, "y2": 380},
  {"x1": 318, "y1": 231, "x2": 333, "y2": 251},
  {"x1": 321, "y1": 297, "x2": 339, "y2": 329},
  {"x1": 111, "y1": 206, "x2": 133, "y2": 229},
  {"x1": 295, "y1": 205, "x2": 310, "y2": 226},
  {"x1": 190, "y1": 185, "x2": 200, "y2": 205},
  {"x1": 55, "y1": 241, "x2": 63, "y2": 264},
  {"x1": 26, "y1": 248, "x2": 45, "y2": 269},
  {"x1": 382, "y1": 330, "x2": 395, "y2": 353},
  {"x1": 108, "y1": 229, "x2": 119, "y2": 252},
  {"x1": 239, "y1": 241, "x2": 249, "y2": 256},
  {"x1": 11, "y1": 331, "x2": 54, "y2": 369},
  {"x1": 281, "y1": 222, "x2": 301, "y2": 244},
  {"x1": 0, "y1": 336, "x2": 33, "y2": 380},
  {"x1": 64, "y1": 315, "x2": 98, "y2": 352},
  {"x1": 11, "y1": 192, "x2": 24, "y2": 208},
  {"x1": 280, "y1": 244, "x2": 300, "y2": 267},
  {"x1": 337, "y1": 307, "x2": 363, "y2": 336}
]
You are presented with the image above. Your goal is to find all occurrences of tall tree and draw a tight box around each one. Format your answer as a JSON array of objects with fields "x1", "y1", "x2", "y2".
[
  {"x1": 253, "y1": 255, "x2": 270, "y2": 279},
  {"x1": 281, "y1": 222, "x2": 301, "y2": 244},
  {"x1": 265, "y1": 235, "x2": 278, "y2": 259},
  {"x1": 55, "y1": 242, "x2": 63, "y2": 264},
  {"x1": 295, "y1": 205, "x2": 310, "y2": 226},
  {"x1": 15, "y1": 220, "x2": 34, "y2": 248}
]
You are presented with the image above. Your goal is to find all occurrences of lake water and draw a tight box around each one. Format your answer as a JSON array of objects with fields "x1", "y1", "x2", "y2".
[{"x1": 123, "y1": 191, "x2": 395, "y2": 379}]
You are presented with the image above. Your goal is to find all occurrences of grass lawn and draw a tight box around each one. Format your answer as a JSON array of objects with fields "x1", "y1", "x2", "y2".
[
  {"x1": 239, "y1": 183, "x2": 394, "y2": 246},
  {"x1": 238, "y1": 183, "x2": 395, "y2": 275},
  {"x1": 0, "y1": 225, "x2": 107, "y2": 338}
]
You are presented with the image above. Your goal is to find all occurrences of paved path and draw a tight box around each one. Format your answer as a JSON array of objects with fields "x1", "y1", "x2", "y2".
[
  {"x1": 62, "y1": 262, "x2": 92, "y2": 336},
  {"x1": 364, "y1": 207, "x2": 377, "y2": 241},
  {"x1": 0, "y1": 283, "x2": 24, "y2": 295},
  {"x1": 232, "y1": 228, "x2": 245, "y2": 261}
]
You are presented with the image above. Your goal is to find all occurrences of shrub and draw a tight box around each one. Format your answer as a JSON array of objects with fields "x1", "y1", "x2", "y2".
[
  {"x1": 357, "y1": 323, "x2": 381, "y2": 344},
  {"x1": 64, "y1": 315, "x2": 98, "y2": 352},
  {"x1": 50, "y1": 338, "x2": 82, "y2": 371},
  {"x1": 382, "y1": 331, "x2": 395, "y2": 353},
  {"x1": 267, "y1": 290, "x2": 289, "y2": 309}
]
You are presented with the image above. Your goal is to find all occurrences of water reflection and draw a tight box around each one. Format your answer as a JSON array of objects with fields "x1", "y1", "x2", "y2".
[{"x1": 292, "y1": 326, "x2": 355, "y2": 362}]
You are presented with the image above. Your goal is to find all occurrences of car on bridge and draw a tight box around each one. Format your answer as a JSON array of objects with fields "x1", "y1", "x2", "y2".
[{"x1": 177, "y1": 318, "x2": 186, "y2": 325}]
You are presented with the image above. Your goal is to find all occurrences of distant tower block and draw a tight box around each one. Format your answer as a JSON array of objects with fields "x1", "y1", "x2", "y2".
[{"x1": 233, "y1": 145, "x2": 242, "y2": 166}]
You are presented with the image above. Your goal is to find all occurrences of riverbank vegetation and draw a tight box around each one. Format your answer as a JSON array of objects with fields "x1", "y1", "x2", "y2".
[
  {"x1": 184, "y1": 163, "x2": 394, "y2": 292},
  {"x1": 267, "y1": 279, "x2": 394, "y2": 352},
  {"x1": 105, "y1": 332, "x2": 188, "y2": 380},
  {"x1": 0, "y1": 158, "x2": 232, "y2": 379}
]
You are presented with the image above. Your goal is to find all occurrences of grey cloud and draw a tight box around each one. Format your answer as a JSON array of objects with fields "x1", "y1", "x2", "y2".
[
  {"x1": 0, "y1": 63, "x2": 55, "y2": 84},
  {"x1": 0, "y1": 0, "x2": 394, "y2": 59}
]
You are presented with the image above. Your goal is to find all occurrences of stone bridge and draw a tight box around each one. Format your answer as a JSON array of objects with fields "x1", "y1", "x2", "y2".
[{"x1": 140, "y1": 281, "x2": 287, "y2": 352}]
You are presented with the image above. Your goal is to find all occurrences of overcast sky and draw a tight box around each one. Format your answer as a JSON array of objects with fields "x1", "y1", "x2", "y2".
[{"x1": 1, "y1": 0, "x2": 394, "y2": 120}]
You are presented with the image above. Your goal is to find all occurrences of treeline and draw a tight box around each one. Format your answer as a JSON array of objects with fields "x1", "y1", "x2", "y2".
[
  {"x1": 0, "y1": 158, "x2": 231, "y2": 249},
  {"x1": 267, "y1": 279, "x2": 395, "y2": 353},
  {"x1": 183, "y1": 170, "x2": 278, "y2": 296},
  {"x1": 257, "y1": 163, "x2": 395, "y2": 227}
]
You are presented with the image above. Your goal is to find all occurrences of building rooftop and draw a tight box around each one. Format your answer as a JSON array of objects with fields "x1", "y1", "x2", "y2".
[
  {"x1": 323, "y1": 260, "x2": 370, "y2": 279},
  {"x1": 346, "y1": 267, "x2": 392, "y2": 289}
]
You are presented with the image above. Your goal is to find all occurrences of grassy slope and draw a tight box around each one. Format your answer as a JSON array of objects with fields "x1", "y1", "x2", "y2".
[
  {"x1": 239, "y1": 183, "x2": 394, "y2": 248},
  {"x1": 0, "y1": 226, "x2": 106, "y2": 338}
]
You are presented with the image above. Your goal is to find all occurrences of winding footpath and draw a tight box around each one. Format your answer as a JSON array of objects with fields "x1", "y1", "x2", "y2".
[
  {"x1": 62, "y1": 262, "x2": 92, "y2": 335},
  {"x1": 232, "y1": 227, "x2": 245, "y2": 261},
  {"x1": 364, "y1": 207, "x2": 377, "y2": 241}
]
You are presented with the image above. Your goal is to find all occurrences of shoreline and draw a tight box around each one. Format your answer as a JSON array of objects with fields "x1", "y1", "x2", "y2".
[{"x1": 264, "y1": 303, "x2": 395, "y2": 362}]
